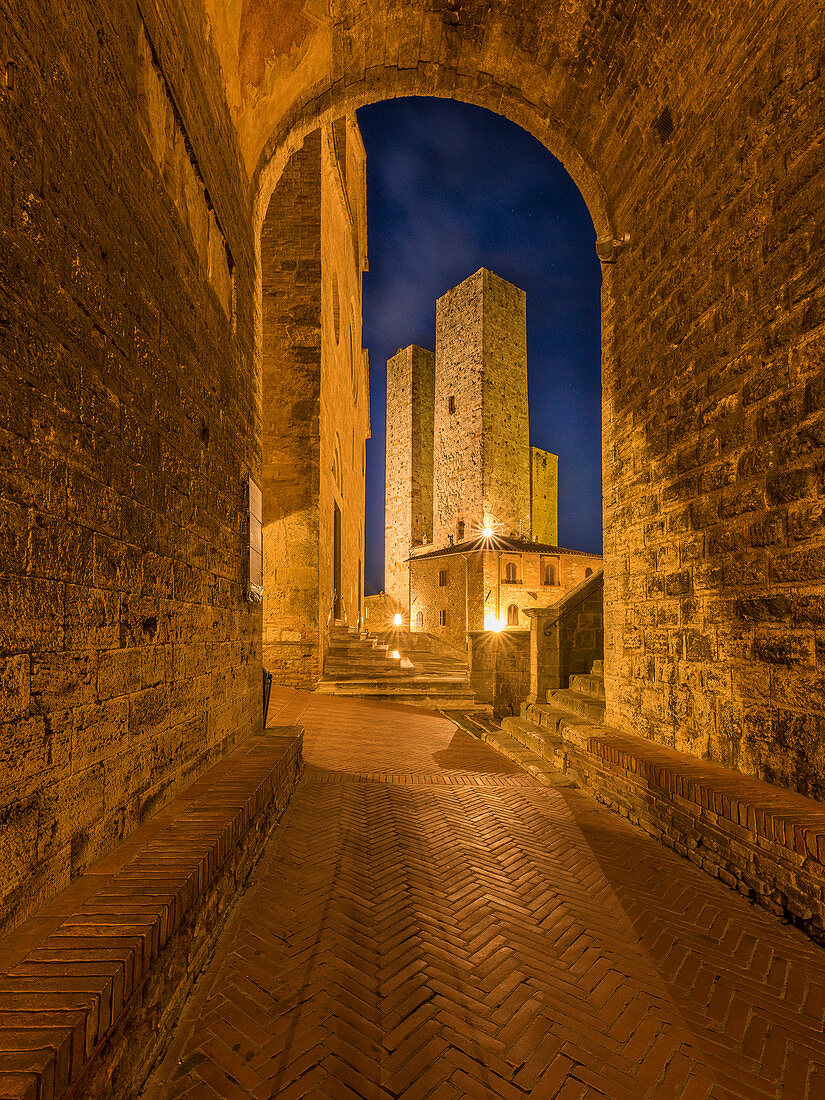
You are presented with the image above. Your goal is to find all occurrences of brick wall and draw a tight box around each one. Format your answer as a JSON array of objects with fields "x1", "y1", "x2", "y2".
[{"x1": 0, "y1": 0, "x2": 257, "y2": 933}]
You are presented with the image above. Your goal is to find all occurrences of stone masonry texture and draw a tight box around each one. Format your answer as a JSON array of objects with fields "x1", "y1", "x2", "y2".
[
  {"x1": 531, "y1": 446, "x2": 559, "y2": 545},
  {"x1": 434, "y1": 269, "x2": 531, "y2": 545},
  {"x1": 261, "y1": 120, "x2": 368, "y2": 686},
  {"x1": 3, "y1": 0, "x2": 825, "y2": 947},
  {"x1": 0, "y1": 0, "x2": 260, "y2": 937},
  {"x1": 384, "y1": 345, "x2": 434, "y2": 613}
]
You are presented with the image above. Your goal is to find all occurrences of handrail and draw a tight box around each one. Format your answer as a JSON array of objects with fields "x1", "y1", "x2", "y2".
[
  {"x1": 538, "y1": 569, "x2": 603, "y2": 636},
  {"x1": 326, "y1": 592, "x2": 348, "y2": 628}
]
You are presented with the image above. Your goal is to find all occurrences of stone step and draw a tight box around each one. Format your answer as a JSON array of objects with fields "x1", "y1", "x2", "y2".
[
  {"x1": 521, "y1": 702, "x2": 595, "y2": 749},
  {"x1": 321, "y1": 666, "x2": 415, "y2": 682},
  {"x1": 315, "y1": 686, "x2": 490, "y2": 711},
  {"x1": 316, "y1": 677, "x2": 469, "y2": 695},
  {"x1": 547, "y1": 688, "x2": 606, "y2": 724},
  {"x1": 324, "y1": 650, "x2": 396, "y2": 665},
  {"x1": 568, "y1": 673, "x2": 605, "y2": 701},
  {"x1": 500, "y1": 715, "x2": 562, "y2": 760},
  {"x1": 591, "y1": 659, "x2": 603, "y2": 676}
]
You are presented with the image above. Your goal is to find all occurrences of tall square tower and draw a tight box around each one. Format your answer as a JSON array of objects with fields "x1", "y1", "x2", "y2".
[
  {"x1": 433, "y1": 269, "x2": 531, "y2": 545},
  {"x1": 384, "y1": 345, "x2": 435, "y2": 610}
]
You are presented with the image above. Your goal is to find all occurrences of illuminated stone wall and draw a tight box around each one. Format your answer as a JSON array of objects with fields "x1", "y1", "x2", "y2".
[{"x1": 384, "y1": 345, "x2": 435, "y2": 613}]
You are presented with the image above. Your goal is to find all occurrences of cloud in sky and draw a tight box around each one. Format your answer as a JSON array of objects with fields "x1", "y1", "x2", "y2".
[{"x1": 358, "y1": 97, "x2": 603, "y2": 594}]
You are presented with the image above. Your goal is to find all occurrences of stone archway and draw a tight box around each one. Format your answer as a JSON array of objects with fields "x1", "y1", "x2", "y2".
[
  {"x1": 239, "y1": 0, "x2": 825, "y2": 800},
  {"x1": 253, "y1": 79, "x2": 617, "y2": 696}
]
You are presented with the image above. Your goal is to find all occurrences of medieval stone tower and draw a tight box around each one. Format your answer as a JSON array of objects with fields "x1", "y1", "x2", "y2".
[
  {"x1": 385, "y1": 269, "x2": 558, "y2": 612},
  {"x1": 384, "y1": 346, "x2": 435, "y2": 612},
  {"x1": 433, "y1": 269, "x2": 531, "y2": 546}
]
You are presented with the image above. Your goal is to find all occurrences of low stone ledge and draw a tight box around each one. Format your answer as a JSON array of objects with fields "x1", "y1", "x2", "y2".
[
  {"x1": 0, "y1": 728, "x2": 303, "y2": 1100},
  {"x1": 569, "y1": 729, "x2": 825, "y2": 939}
]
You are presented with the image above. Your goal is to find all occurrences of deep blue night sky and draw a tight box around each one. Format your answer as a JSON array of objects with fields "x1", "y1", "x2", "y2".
[{"x1": 358, "y1": 98, "x2": 603, "y2": 595}]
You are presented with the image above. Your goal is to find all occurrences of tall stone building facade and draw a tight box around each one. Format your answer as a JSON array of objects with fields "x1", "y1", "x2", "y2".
[
  {"x1": 381, "y1": 269, "x2": 600, "y2": 648},
  {"x1": 433, "y1": 270, "x2": 532, "y2": 546},
  {"x1": 383, "y1": 346, "x2": 434, "y2": 611},
  {"x1": 261, "y1": 119, "x2": 369, "y2": 686}
]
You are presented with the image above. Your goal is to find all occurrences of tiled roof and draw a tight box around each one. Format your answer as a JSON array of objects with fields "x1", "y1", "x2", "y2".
[{"x1": 407, "y1": 535, "x2": 603, "y2": 562}]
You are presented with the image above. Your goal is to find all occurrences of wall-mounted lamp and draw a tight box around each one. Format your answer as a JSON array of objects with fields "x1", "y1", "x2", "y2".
[{"x1": 596, "y1": 232, "x2": 631, "y2": 264}]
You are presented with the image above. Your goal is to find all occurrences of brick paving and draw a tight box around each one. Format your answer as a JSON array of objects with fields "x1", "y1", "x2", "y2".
[{"x1": 143, "y1": 694, "x2": 825, "y2": 1099}]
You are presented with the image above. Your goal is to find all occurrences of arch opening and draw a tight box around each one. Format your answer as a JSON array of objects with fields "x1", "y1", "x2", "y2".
[{"x1": 258, "y1": 92, "x2": 608, "y2": 687}]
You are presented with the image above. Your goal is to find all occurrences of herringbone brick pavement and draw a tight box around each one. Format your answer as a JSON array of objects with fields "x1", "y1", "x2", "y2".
[{"x1": 142, "y1": 695, "x2": 825, "y2": 1099}]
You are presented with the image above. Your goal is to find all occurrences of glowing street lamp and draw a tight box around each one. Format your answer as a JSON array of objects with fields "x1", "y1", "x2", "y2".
[{"x1": 393, "y1": 613, "x2": 403, "y2": 626}]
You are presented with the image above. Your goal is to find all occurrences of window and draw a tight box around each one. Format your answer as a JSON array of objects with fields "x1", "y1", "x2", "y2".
[
  {"x1": 505, "y1": 562, "x2": 517, "y2": 583},
  {"x1": 448, "y1": 395, "x2": 455, "y2": 414},
  {"x1": 543, "y1": 563, "x2": 555, "y2": 586},
  {"x1": 585, "y1": 567, "x2": 593, "y2": 578},
  {"x1": 457, "y1": 520, "x2": 465, "y2": 541},
  {"x1": 438, "y1": 568, "x2": 447, "y2": 587},
  {"x1": 439, "y1": 609, "x2": 447, "y2": 626},
  {"x1": 415, "y1": 610, "x2": 423, "y2": 629},
  {"x1": 507, "y1": 604, "x2": 519, "y2": 626}
]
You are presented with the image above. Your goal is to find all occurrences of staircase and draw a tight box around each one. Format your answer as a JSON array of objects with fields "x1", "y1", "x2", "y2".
[
  {"x1": 316, "y1": 626, "x2": 491, "y2": 712},
  {"x1": 499, "y1": 659, "x2": 606, "y2": 761}
]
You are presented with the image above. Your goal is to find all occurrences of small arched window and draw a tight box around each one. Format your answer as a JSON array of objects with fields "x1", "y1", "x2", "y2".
[
  {"x1": 415, "y1": 610, "x2": 423, "y2": 629},
  {"x1": 507, "y1": 604, "x2": 519, "y2": 626},
  {"x1": 543, "y1": 563, "x2": 555, "y2": 586},
  {"x1": 585, "y1": 567, "x2": 593, "y2": 578},
  {"x1": 457, "y1": 520, "x2": 465, "y2": 541},
  {"x1": 505, "y1": 562, "x2": 517, "y2": 583}
]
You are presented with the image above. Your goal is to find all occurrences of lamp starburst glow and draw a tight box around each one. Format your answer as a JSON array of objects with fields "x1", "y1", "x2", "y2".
[
  {"x1": 481, "y1": 525, "x2": 494, "y2": 539},
  {"x1": 393, "y1": 613, "x2": 402, "y2": 626}
]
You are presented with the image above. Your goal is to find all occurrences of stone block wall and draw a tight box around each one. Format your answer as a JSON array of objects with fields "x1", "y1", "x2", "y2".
[
  {"x1": 319, "y1": 119, "x2": 370, "y2": 635},
  {"x1": 261, "y1": 132, "x2": 322, "y2": 686},
  {"x1": 0, "y1": 0, "x2": 258, "y2": 934},
  {"x1": 384, "y1": 345, "x2": 434, "y2": 611},
  {"x1": 597, "y1": 3, "x2": 825, "y2": 800},
  {"x1": 261, "y1": 121, "x2": 369, "y2": 680},
  {"x1": 481, "y1": 272, "x2": 531, "y2": 537},
  {"x1": 529, "y1": 570, "x2": 604, "y2": 702},
  {"x1": 530, "y1": 447, "x2": 559, "y2": 545},
  {"x1": 433, "y1": 269, "x2": 530, "y2": 544},
  {"x1": 409, "y1": 551, "x2": 483, "y2": 649},
  {"x1": 468, "y1": 629, "x2": 531, "y2": 716}
]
